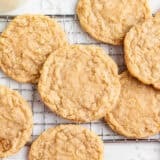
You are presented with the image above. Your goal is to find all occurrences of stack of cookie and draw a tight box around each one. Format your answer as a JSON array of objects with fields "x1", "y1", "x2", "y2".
[{"x1": 0, "y1": 0, "x2": 159, "y2": 159}]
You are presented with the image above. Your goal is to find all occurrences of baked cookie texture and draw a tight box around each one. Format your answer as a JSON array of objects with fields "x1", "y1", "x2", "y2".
[
  {"x1": 38, "y1": 45, "x2": 120, "y2": 122},
  {"x1": 77, "y1": 0, "x2": 151, "y2": 45},
  {"x1": 105, "y1": 71, "x2": 160, "y2": 138},
  {"x1": 29, "y1": 125, "x2": 104, "y2": 160},
  {"x1": 125, "y1": 12, "x2": 160, "y2": 89},
  {"x1": 0, "y1": 85, "x2": 33, "y2": 158},
  {"x1": 0, "y1": 15, "x2": 68, "y2": 83}
]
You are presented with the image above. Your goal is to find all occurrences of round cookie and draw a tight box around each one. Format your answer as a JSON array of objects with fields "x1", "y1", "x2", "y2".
[
  {"x1": 0, "y1": 85, "x2": 33, "y2": 158},
  {"x1": 0, "y1": 15, "x2": 68, "y2": 83},
  {"x1": 105, "y1": 71, "x2": 160, "y2": 138},
  {"x1": 29, "y1": 125, "x2": 104, "y2": 160},
  {"x1": 125, "y1": 12, "x2": 160, "y2": 89},
  {"x1": 77, "y1": 0, "x2": 151, "y2": 45},
  {"x1": 38, "y1": 45, "x2": 120, "y2": 122}
]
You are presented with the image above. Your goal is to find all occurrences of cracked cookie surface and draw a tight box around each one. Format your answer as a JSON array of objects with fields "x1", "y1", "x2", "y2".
[
  {"x1": 0, "y1": 85, "x2": 32, "y2": 158},
  {"x1": 125, "y1": 13, "x2": 160, "y2": 89},
  {"x1": 29, "y1": 125, "x2": 104, "y2": 160},
  {"x1": 0, "y1": 15, "x2": 68, "y2": 83},
  {"x1": 77, "y1": 0, "x2": 151, "y2": 45},
  {"x1": 38, "y1": 45, "x2": 120, "y2": 122},
  {"x1": 105, "y1": 71, "x2": 160, "y2": 138}
]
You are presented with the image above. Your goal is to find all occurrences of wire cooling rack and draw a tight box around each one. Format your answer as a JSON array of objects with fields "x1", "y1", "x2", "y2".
[{"x1": 0, "y1": 15, "x2": 159, "y2": 152}]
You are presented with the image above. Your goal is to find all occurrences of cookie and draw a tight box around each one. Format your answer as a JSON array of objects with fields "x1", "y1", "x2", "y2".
[
  {"x1": 0, "y1": 85, "x2": 33, "y2": 158},
  {"x1": 29, "y1": 125, "x2": 104, "y2": 160},
  {"x1": 77, "y1": 0, "x2": 151, "y2": 45},
  {"x1": 125, "y1": 12, "x2": 160, "y2": 89},
  {"x1": 38, "y1": 45, "x2": 120, "y2": 122},
  {"x1": 0, "y1": 15, "x2": 68, "y2": 83},
  {"x1": 105, "y1": 71, "x2": 160, "y2": 138}
]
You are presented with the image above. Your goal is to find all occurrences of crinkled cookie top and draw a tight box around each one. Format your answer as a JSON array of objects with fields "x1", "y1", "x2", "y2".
[
  {"x1": 0, "y1": 15, "x2": 68, "y2": 83},
  {"x1": 38, "y1": 45, "x2": 120, "y2": 122},
  {"x1": 29, "y1": 125, "x2": 104, "y2": 160},
  {"x1": 0, "y1": 85, "x2": 32, "y2": 158},
  {"x1": 77, "y1": 0, "x2": 151, "y2": 45},
  {"x1": 105, "y1": 71, "x2": 160, "y2": 138},
  {"x1": 125, "y1": 12, "x2": 160, "y2": 89}
]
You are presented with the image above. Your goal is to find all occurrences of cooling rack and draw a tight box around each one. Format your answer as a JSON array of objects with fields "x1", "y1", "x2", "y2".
[{"x1": 0, "y1": 15, "x2": 159, "y2": 153}]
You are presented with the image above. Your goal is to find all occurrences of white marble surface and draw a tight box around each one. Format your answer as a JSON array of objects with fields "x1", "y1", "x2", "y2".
[
  {"x1": 2, "y1": 143, "x2": 160, "y2": 160},
  {"x1": 0, "y1": 0, "x2": 160, "y2": 15},
  {"x1": 0, "y1": 0, "x2": 160, "y2": 160}
]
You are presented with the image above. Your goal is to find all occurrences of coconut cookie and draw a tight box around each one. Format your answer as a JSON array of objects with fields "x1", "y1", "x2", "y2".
[
  {"x1": 77, "y1": 0, "x2": 151, "y2": 45},
  {"x1": 0, "y1": 15, "x2": 68, "y2": 83},
  {"x1": 105, "y1": 71, "x2": 160, "y2": 138},
  {"x1": 0, "y1": 85, "x2": 32, "y2": 158},
  {"x1": 38, "y1": 45, "x2": 120, "y2": 122},
  {"x1": 29, "y1": 125, "x2": 104, "y2": 160},
  {"x1": 125, "y1": 13, "x2": 160, "y2": 89}
]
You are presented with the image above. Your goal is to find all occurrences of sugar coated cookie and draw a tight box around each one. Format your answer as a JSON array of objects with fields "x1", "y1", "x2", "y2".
[
  {"x1": 38, "y1": 45, "x2": 120, "y2": 122},
  {"x1": 0, "y1": 15, "x2": 68, "y2": 83},
  {"x1": 105, "y1": 71, "x2": 160, "y2": 138},
  {"x1": 125, "y1": 12, "x2": 160, "y2": 89},
  {"x1": 77, "y1": 0, "x2": 151, "y2": 45},
  {"x1": 29, "y1": 125, "x2": 104, "y2": 160},
  {"x1": 0, "y1": 85, "x2": 33, "y2": 158}
]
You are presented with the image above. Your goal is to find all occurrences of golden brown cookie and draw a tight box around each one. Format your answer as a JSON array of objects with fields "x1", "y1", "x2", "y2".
[
  {"x1": 0, "y1": 85, "x2": 33, "y2": 158},
  {"x1": 77, "y1": 0, "x2": 151, "y2": 45},
  {"x1": 0, "y1": 15, "x2": 68, "y2": 83},
  {"x1": 105, "y1": 71, "x2": 160, "y2": 138},
  {"x1": 125, "y1": 12, "x2": 160, "y2": 89},
  {"x1": 29, "y1": 125, "x2": 104, "y2": 160},
  {"x1": 38, "y1": 45, "x2": 120, "y2": 122}
]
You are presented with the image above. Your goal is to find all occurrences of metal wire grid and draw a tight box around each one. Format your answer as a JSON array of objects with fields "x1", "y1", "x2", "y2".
[{"x1": 0, "y1": 15, "x2": 159, "y2": 147}]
